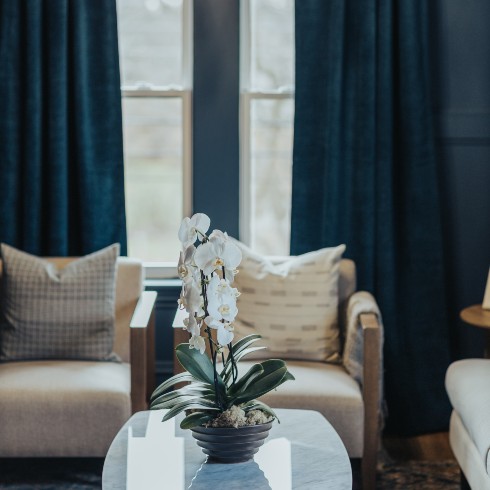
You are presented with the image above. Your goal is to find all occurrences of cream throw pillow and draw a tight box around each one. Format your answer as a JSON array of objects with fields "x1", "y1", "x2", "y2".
[{"x1": 232, "y1": 241, "x2": 346, "y2": 362}]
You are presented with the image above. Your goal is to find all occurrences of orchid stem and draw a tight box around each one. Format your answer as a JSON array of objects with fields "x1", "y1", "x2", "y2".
[
  {"x1": 201, "y1": 270, "x2": 223, "y2": 411},
  {"x1": 228, "y1": 342, "x2": 238, "y2": 384}
]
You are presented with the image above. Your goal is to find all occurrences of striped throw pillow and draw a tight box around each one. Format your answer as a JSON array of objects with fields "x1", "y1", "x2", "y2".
[
  {"x1": 232, "y1": 241, "x2": 346, "y2": 362},
  {"x1": 0, "y1": 243, "x2": 120, "y2": 361}
]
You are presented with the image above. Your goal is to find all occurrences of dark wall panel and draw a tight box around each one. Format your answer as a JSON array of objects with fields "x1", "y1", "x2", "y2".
[
  {"x1": 192, "y1": 0, "x2": 240, "y2": 237},
  {"x1": 433, "y1": 0, "x2": 490, "y2": 112},
  {"x1": 433, "y1": 0, "x2": 490, "y2": 359},
  {"x1": 440, "y1": 145, "x2": 490, "y2": 356}
]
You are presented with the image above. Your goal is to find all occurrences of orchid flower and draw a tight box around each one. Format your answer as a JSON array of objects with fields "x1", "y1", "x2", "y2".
[
  {"x1": 205, "y1": 316, "x2": 234, "y2": 346},
  {"x1": 177, "y1": 215, "x2": 242, "y2": 355},
  {"x1": 183, "y1": 313, "x2": 200, "y2": 337},
  {"x1": 194, "y1": 231, "x2": 242, "y2": 278},
  {"x1": 189, "y1": 334, "x2": 206, "y2": 354},
  {"x1": 178, "y1": 245, "x2": 197, "y2": 285},
  {"x1": 178, "y1": 213, "x2": 211, "y2": 248},
  {"x1": 178, "y1": 281, "x2": 202, "y2": 315},
  {"x1": 206, "y1": 275, "x2": 238, "y2": 323}
]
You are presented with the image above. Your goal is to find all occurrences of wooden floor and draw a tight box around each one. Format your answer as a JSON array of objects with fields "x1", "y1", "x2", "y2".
[{"x1": 383, "y1": 431, "x2": 455, "y2": 461}]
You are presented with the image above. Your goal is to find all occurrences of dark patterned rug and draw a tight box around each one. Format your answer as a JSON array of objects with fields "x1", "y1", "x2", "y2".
[
  {"x1": 0, "y1": 456, "x2": 459, "y2": 489},
  {"x1": 375, "y1": 460, "x2": 460, "y2": 490},
  {"x1": 0, "y1": 459, "x2": 103, "y2": 490}
]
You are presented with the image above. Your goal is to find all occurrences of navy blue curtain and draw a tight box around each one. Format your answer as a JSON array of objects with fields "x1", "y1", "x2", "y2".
[
  {"x1": 0, "y1": 0, "x2": 126, "y2": 256},
  {"x1": 292, "y1": 1, "x2": 451, "y2": 434}
]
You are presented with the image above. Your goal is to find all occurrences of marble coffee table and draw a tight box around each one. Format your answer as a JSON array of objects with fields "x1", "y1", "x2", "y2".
[{"x1": 102, "y1": 408, "x2": 352, "y2": 489}]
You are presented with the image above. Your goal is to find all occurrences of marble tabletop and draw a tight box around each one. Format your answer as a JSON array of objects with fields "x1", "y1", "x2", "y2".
[{"x1": 102, "y1": 408, "x2": 352, "y2": 490}]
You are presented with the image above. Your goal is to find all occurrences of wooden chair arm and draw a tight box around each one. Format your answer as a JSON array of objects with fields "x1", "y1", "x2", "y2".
[
  {"x1": 360, "y1": 312, "x2": 382, "y2": 490},
  {"x1": 130, "y1": 291, "x2": 157, "y2": 413}
]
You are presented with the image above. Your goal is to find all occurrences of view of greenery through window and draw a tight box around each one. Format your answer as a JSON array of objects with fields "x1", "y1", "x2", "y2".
[
  {"x1": 250, "y1": 98, "x2": 294, "y2": 255},
  {"x1": 117, "y1": 0, "x2": 294, "y2": 262},
  {"x1": 248, "y1": 0, "x2": 294, "y2": 255},
  {"x1": 117, "y1": 0, "x2": 185, "y2": 263}
]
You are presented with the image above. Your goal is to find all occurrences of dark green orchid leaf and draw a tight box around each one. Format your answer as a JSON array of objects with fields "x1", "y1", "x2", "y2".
[
  {"x1": 231, "y1": 367, "x2": 287, "y2": 405},
  {"x1": 231, "y1": 360, "x2": 292, "y2": 405},
  {"x1": 150, "y1": 385, "x2": 214, "y2": 410},
  {"x1": 175, "y1": 345, "x2": 227, "y2": 400},
  {"x1": 150, "y1": 371, "x2": 197, "y2": 401},
  {"x1": 180, "y1": 411, "x2": 215, "y2": 429},
  {"x1": 222, "y1": 346, "x2": 269, "y2": 384},
  {"x1": 234, "y1": 346, "x2": 267, "y2": 362},
  {"x1": 220, "y1": 335, "x2": 263, "y2": 378},
  {"x1": 222, "y1": 364, "x2": 236, "y2": 385},
  {"x1": 161, "y1": 399, "x2": 219, "y2": 423},
  {"x1": 151, "y1": 393, "x2": 217, "y2": 410},
  {"x1": 175, "y1": 344, "x2": 216, "y2": 385},
  {"x1": 251, "y1": 359, "x2": 287, "y2": 377},
  {"x1": 151, "y1": 384, "x2": 214, "y2": 407},
  {"x1": 151, "y1": 397, "x2": 190, "y2": 411},
  {"x1": 231, "y1": 334, "x2": 263, "y2": 355},
  {"x1": 228, "y1": 364, "x2": 264, "y2": 397}
]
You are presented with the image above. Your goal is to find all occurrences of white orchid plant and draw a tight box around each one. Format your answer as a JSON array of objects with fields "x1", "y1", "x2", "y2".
[{"x1": 150, "y1": 213, "x2": 294, "y2": 429}]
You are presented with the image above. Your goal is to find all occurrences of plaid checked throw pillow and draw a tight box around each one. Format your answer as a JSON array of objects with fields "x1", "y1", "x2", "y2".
[{"x1": 0, "y1": 243, "x2": 120, "y2": 361}]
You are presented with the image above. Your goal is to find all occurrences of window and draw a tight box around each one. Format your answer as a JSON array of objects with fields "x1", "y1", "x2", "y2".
[
  {"x1": 117, "y1": 0, "x2": 295, "y2": 268},
  {"x1": 117, "y1": 0, "x2": 192, "y2": 266},
  {"x1": 240, "y1": 0, "x2": 295, "y2": 256}
]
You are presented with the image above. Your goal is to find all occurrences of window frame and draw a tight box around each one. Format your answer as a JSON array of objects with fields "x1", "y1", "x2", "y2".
[
  {"x1": 238, "y1": 0, "x2": 295, "y2": 250},
  {"x1": 119, "y1": 0, "x2": 193, "y2": 278}
]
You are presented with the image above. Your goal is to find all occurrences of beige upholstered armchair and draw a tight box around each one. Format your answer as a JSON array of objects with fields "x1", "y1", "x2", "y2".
[
  {"x1": 0, "y1": 257, "x2": 157, "y2": 457},
  {"x1": 174, "y1": 258, "x2": 383, "y2": 490},
  {"x1": 445, "y1": 359, "x2": 490, "y2": 490}
]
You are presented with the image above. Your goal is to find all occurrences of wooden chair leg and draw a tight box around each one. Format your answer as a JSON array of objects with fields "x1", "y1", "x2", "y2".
[{"x1": 361, "y1": 451, "x2": 377, "y2": 490}]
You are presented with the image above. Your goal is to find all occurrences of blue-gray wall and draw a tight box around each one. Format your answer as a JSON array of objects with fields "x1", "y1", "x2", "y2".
[{"x1": 192, "y1": 0, "x2": 240, "y2": 237}]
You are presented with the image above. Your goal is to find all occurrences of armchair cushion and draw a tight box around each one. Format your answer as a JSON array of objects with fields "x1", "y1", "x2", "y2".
[
  {"x1": 0, "y1": 360, "x2": 131, "y2": 457},
  {"x1": 232, "y1": 241, "x2": 346, "y2": 362},
  {"x1": 0, "y1": 243, "x2": 120, "y2": 362}
]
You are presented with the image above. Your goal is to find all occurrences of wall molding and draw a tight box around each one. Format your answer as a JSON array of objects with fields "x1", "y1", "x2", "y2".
[
  {"x1": 436, "y1": 137, "x2": 490, "y2": 147},
  {"x1": 435, "y1": 112, "x2": 490, "y2": 142}
]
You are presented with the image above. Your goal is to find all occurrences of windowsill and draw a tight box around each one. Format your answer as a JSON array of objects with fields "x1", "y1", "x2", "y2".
[
  {"x1": 144, "y1": 262, "x2": 179, "y2": 279},
  {"x1": 143, "y1": 262, "x2": 181, "y2": 288},
  {"x1": 145, "y1": 278, "x2": 182, "y2": 288}
]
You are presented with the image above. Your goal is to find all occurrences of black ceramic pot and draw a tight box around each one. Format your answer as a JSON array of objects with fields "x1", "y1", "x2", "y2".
[{"x1": 190, "y1": 422, "x2": 273, "y2": 463}]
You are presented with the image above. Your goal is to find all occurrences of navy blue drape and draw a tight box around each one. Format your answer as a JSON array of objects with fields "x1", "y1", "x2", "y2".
[
  {"x1": 0, "y1": 0, "x2": 126, "y2": 256},
  {"x1": 291, "y1": 1, "x2": 451, "y2": 434}
]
